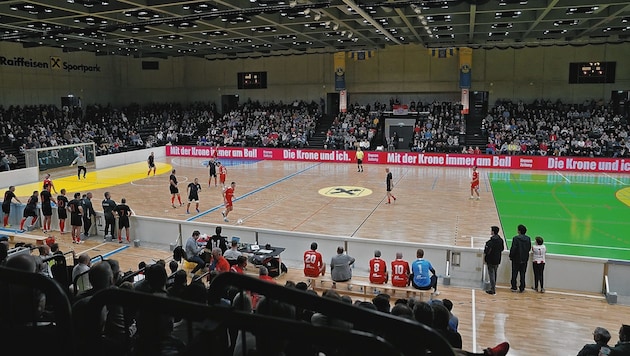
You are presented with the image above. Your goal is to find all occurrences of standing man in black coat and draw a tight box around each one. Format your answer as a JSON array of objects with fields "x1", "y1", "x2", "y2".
[
  {"x1": 509, "y1": 224, "x2": 532, "y2": 293},
  {"x1": 484, "y1": 225, "x2": 504, "y2": 295},
  {"x1": 82, "y1": 192, "x2": 96, "y2": 238},
  {"x1": 102, "y1": 191, "x2": 117, "y2": 240}
]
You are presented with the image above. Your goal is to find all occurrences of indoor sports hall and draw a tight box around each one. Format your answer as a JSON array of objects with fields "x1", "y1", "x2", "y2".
[{"x1": 2, "y1": 145, "x2": 630, "y2": 355}]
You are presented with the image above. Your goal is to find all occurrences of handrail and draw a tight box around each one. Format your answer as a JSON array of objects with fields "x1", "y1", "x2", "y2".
[
  {"x1": 85, "y1": 288, "x2": 402, "y2": 356},
  {"x1": 207, "y1": 272, "x2": 456, "y2": 356},
  {"x1": 119, "y1": 267, "x2": 145, "y2": 284},
  {"x1": 0, "y1": 266, "x2": 75, "y2": 353},
  {"x1": 90, "y1": 254, "x2": 105, "y2": 263},
  {"x1": 42, "y1": 253, "x2": 67, "y2": 264}
]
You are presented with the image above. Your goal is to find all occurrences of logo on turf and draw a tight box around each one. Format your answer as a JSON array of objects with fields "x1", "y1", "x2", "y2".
[{"x1": 318, "y1": 186, "x2": 373, "y2": 198}]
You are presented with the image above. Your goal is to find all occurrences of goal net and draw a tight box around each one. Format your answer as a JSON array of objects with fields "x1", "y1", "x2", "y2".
[{"x1": 24, "y1": 142, "x2": 96, "y2": 172}]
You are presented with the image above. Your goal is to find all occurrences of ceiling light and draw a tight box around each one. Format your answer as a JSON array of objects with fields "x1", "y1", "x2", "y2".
[{"x1": 566, "y1": 6, "x2": 599, "y2": 15}]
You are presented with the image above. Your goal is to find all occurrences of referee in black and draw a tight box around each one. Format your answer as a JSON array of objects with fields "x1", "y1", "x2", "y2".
[
  {"x1": 208, "y1": 158, "x2": 217, "y2": 187},
  {"x1": 147, "y1": 151, "x2": 156, "y2": 176},
  {"x1": 102, "y1": 191, "x2": 117, "y2": 240}
]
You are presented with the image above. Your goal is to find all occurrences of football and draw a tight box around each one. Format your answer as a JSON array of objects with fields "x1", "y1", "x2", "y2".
[{"x1": 237, "y1": 219, "x2": 243, "y2": 225}]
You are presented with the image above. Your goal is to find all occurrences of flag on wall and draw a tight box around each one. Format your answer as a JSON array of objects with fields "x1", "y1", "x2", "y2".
[
  {"x1": 459, "y1": 47, "x2": 472, "y2": 89},
  {"x1": 461, "y1": 89, "x2": 469, "y2": 115},
  {"x1": 334, "y1": 51, "x2": 346, "y2": 91},
  {"x1": 340, "y1": 90, "x2": 347, "y2": 113},
  {"x1": 349, "y1": 50, "x2": 375, "y2": 61},
  {"x1": 429, "y1": 48, "x2": 455, "y2": 58}
]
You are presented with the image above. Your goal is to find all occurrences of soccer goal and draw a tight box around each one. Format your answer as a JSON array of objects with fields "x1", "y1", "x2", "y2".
[{"x1": 24, "y1": 142, "x2": 96, "y2": 172}]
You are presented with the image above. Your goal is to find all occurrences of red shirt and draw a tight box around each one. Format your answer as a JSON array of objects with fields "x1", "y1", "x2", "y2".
[
  {"x1": 304, "y1": 250, "x2": 324, "y2": 277},
  {"x1": 540, "y1": 142, "x2": 548, "y2": 152},
  {"x1": 259, "y1": 275, "x2": 275, "y2": 283},
  {"x1": 471, "y1": 170, "x2": 479, "y2": 188},
  {"x1": 230, "y1": 265, "x2": 244, "y2": 274},
  {"x1": 473, "y1": 147, "x2": 481, "y2": 155},
  {"x1": 391, "y1": 259, "x2": 410, "y2": 287},
  {"x1": 219, "y1": 165, "x2": 227, "y2": 177},
  {"x1": 369, "y1": 257, "x2": 388, "y2": 284},
  {"x1": 214, "y1": 256, "x2": 230, "y2": 273},
  {"x1": 224, "y1": 186, "x2": 234, "y2": 203},
  {"x1": 43, "y1": 178, "x2": 53, "y2": 191}
]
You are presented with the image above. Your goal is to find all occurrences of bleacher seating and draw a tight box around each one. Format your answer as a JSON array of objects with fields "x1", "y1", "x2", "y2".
[
  {"x1": 0, "y1": 260, "x2": 456, "y2": 356},
  {"x1": 1, "y1": 98, "x2": 629, "y2": 171}
]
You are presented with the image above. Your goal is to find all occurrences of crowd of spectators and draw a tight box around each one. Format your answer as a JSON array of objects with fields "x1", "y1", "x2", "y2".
[
  {"x1": 481, "y1": 98, "x2": 630, "y2": 158},
  {"x1": 0, "y1": 102, "x2": 213, "y2": 163},
  {"x1": 0, "y1": 99, "x2": 321, "y2": 170},
  {"x1": 195, "y1": 99, "x2": 320, "y2": 149},
  {"x1": 1, "y1": 96, "x2": 629, "y2": 171}
]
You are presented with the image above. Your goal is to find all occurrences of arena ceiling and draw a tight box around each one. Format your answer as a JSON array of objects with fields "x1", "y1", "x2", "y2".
[{"x1": 0, "y1": 0, "x2": 629, "y2": 60}]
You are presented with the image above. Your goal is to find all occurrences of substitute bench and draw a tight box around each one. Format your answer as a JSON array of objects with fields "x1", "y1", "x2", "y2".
[
  {"x1": 7, "y1": 232, "x2": 47, "y2": 246},
  {"x1": 307, "y1": 275, "x2": 433, "y2": 300}
]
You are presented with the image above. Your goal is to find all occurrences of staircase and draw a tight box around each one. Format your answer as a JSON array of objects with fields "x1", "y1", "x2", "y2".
[
  {"x1": 309, "y1": 114, "x2": 336, "y2": 148},
  {"x1": 465, "y1": 132, "x2": 488, "y2": 149}
]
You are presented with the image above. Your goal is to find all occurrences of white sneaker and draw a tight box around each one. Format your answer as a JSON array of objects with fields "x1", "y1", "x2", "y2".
[{"x1": 431, "y1": 291, "x2": 440, "y2": 296}]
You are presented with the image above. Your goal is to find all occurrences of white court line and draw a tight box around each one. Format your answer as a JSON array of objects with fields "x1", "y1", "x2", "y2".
[
  {"x1": 545, "y1": 241, "x2": 630, "y2": 251},
  {"x1": 555, "y1": 171, "x2": 571, "y2": 183},
  {"x1": 335, "y1": 206, "x2": 374, "y2": 211},
  {"x1": 82, "y1": 242, "x2": 110, "y2": 254},
  {"x1": 471, "y1": 289, "x2": 477, "y2": 353},
  {"x1": 496, "y1": 286, "x2": 606, "y2": 300},
  {"x1": 604, "y1": 173, "x2": 626, "y2": 185}
]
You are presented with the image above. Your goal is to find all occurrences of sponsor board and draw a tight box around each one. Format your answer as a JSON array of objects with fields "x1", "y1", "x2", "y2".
[{"x1": 166, "y1": 146, "x2": 630, "y2": 174}]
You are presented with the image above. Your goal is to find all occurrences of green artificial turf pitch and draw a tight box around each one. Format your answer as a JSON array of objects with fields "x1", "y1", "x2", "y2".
[{"x1": 489, "y1": 171, "x2": 630, "y2": 261}]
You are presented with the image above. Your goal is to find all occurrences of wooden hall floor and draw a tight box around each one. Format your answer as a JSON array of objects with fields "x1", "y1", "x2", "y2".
[{"x1": 6, "y1": 157, "x2": 629, "y2": 356}]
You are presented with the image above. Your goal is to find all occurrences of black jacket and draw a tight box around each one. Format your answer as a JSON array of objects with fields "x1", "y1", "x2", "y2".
[
  {"x1": 509, "y1": 234, "x2": 532, "y2": 263},
  {"x1": 484, "y1": 234, "x2": 504, "y2": 265}
]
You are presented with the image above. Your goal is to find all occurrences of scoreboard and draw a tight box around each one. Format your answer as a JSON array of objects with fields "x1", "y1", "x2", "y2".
[
  {"x1": 569, "y1": 61, "x2": 616, "y2": 84},
  {"x1": 237, "y1": 71, "x2": 267, "y2": 89}
]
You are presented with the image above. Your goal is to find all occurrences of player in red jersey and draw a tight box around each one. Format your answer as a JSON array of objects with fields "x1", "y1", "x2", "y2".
[
  {"x1": 218, "y1": 162, "x2": 227, "y2": 187},
  {"x1": 42, "y1": 173, "x2": 57, "y2": 194},
  {"x1": 221, "y1": 181, "x2": 236, "y2": 222},
  {"x1": 369, "y1": 250, "x2": 388, "y2": 284},
  {"x1": 304, "y1": 242, "x2": 326, "y2": 277},
  {"x1": 470, "y1": 165, "x2": 480, "y2": 200},
  {"x1": 391, "y1": 252, "x2": 411, "y2": 287},
  {"x1": 212, "y1": 144, "x2": 219, "y2": 160}
]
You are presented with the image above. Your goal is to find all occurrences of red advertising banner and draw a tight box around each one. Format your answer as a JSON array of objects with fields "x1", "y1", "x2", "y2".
[{"x1": 166, "y1": 146, "x2": 630, "y2": 174}]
